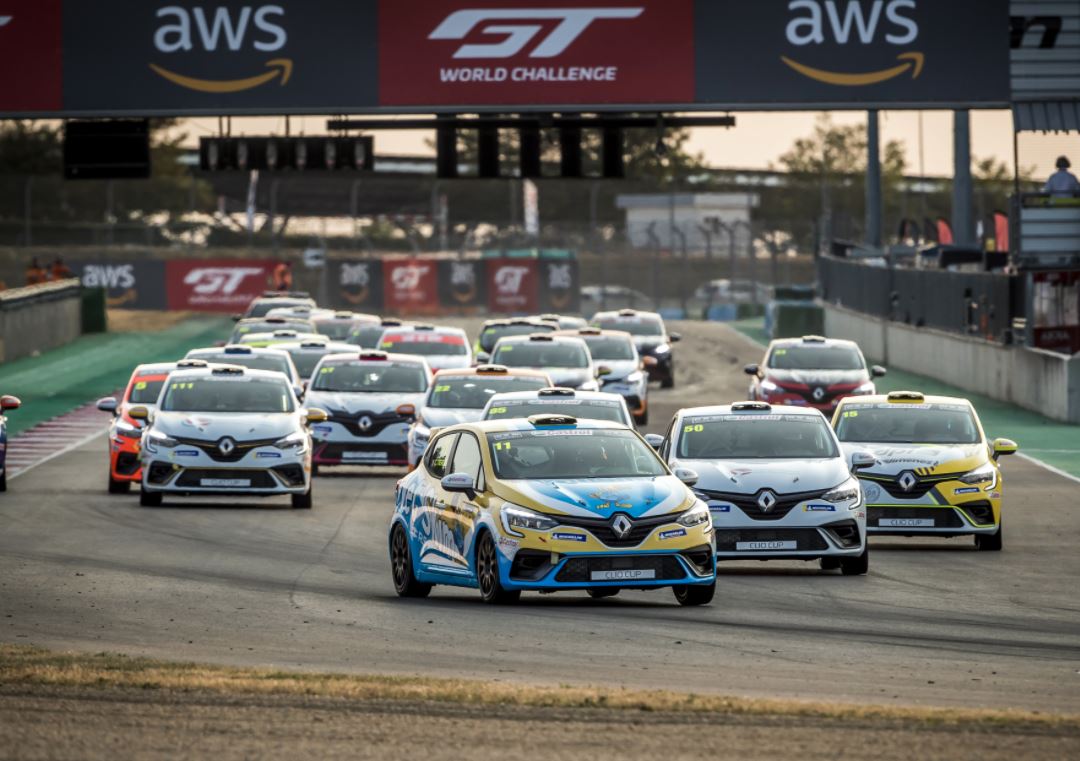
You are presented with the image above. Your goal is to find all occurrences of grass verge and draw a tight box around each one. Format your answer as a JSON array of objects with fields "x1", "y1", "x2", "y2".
[{"x1": 1, "y1": 644, "x2": 1076, "y2": 731}]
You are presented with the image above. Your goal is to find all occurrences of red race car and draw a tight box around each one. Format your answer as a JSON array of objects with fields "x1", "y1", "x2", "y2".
[{"x1": 97, "y1": 362, "x2": 177, "y2": 493}]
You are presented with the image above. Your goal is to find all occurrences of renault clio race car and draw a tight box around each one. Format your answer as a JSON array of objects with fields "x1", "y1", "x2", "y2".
[
  {"x1": 229, "y1": 316, "x2": 315, "y2": 344},
  {"x1": 473, "y1": 318, "x2": 555, "y2": 361},
  {"x1": 273, "y1": 338, "x2": 356, "y2": 382},
  {"x1": 745, "y1": 336, "x2": 886, "y2": 415},
  {"x1": 349, "y1": 318, "x2": 409, "y2": 349},
  {"x1": 185, "y1": 345, "x2": 301, "y2": 387},
  {"x1": 554, "y1": 327, "x2": 652, "y2": 424},
  {"x1": 0, "y1": 393, "x2": 21, "y2": 492},
  {"x1": 832, "y1": 392, "x2": 1016, "y2": 551},
  {"x1": 490, "y1": 333, "x2": 600, "y2": 391},
  {"x1": 305, "y1": 350, "x2": 430, "y2": 469},
  {"x1": 407, "y1": 365, "x2": 551, "y2": 468},
  {"x1": 590, "y1": 309, "x2": 680, "y2": 388},
  {"x1": 97, "y1": 362, "x2": 177, "y2": 493},
  {"x1": 237, "y1": 329, "x2": 323, "y2": 349},
  {"x1": 389, "y1": 415, "x2": 715, "y2": 605},
  {"x1": 654, "y1": 402, "x2": 872, "y2": 574},
  {"x1": 311, "y1": 311, "x2": 380, "y2": 342},
  {"x1": 377, "y1": 324, "x2": 473, "y2": 371},
  {"x1": 482, "y1": 387, "x2": 633, "y2": 427},
  {"x1": 132, "y1": 364, "x2": 321, "y2": 509},
  {"x1": 239, "y1": 292, "x2": 316, "y2": 319}
]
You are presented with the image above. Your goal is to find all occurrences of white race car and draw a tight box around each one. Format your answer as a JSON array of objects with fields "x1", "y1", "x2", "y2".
[
  {"x1": 481, "y1": 387, "x2": 634, "y2": 427},
  {"x1": 377, "y1": 324, "x2": 472, "y2": 371}
]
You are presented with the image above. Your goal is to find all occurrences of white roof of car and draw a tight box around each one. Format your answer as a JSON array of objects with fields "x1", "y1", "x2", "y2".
[{"x1": 678, "y1": 403, "x2": 826, "y2": 418}]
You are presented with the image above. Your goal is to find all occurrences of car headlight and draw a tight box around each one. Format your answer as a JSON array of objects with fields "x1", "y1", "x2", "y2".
[
  {"x1": 274, "y1": 431, "x2": 309, "y2": 453},
  {"x1": 578, "y1": 379, "x2": 600, "y2": 392},
  {"x1": 652, "y1": 343, "x2": 670, "y2": 355},
  {"x1": 501, "y1": 504, "x2": 559, "y2": 536},
  {"x1": 852, "y1": 381, "x2": 876, "y2": 395},
  {"x1": 822, "y1": 476, "x2": 862, "y2": 509},
  {"x1": 959, "y1": 462, "x2": 997, "y2": 488},
  {"x1": 412, "y1": 421, "x2": 431, "y2": 444},
  {"x1": 143, "y1": 430, "x2": 177, "y2": 453},
  {"x1": 114, "y1": 421, "x2": 142, "y2": 439},
  {"x1": 676, "y1": 502, "x2": 711, "y2": 528},
  {"x1": 625, "y1": 370, "x2": 644, "y2": 383}
]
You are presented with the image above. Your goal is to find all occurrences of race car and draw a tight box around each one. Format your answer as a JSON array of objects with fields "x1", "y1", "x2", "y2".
[
  {"x1": 237, "y1": 329, "x2": 323, "y2": 348},
  {"x1": 490, "y1": 333, "x2": 600, "y2": 391},
  {"x1": 132, "y1": 364, "x2": 321, "y2": 509},
  {"x1": 377, "y1": 324, "x2": 472, "y2": 371},
  {"x1": 745, "y1": 335, "x2": 886, "y2": 415},
  {"x1": 832, "y1": 391, "x2": 1016, "y2": 551},
  {"x1": 272, "y1": 338, "x2": 356, "y2": 382},
  {"x1": 553, "y1": 327, "x2": 652, "y2": 424},
  {"x1": 185, "y1": 345, "x2": 301, "y2": 387},
  {"x1": 96, "y1": 362, "x2": 178, "y2": 493},
  {"x1": 535, "y1": 314, "x2": 588, "y2": 330},
  {"x1": 473, "y1": 317, "x2": 555, "y2": 362},
  {"x1": 482, "y1": 388, "x2": 633, "y2": 427},
  {"x1": 305, "y1": 350, "x2": 430, "y2": 469},
  {"x1": 0, "y1": 394, "x2": 21, "y2": 492},
  {"x1": 389, "y1": 415, "x2": 715, "y2": 605},
  {"x1": 349, "y1": 318, "x2": 409, "y2": 349},
  {"x1": 311, "y1": 311, "x2": 380, "y2": 342},
  {"x1": 407, "y1": 365, "x2": 552, "y2": 469},
  {"x1": 652, "y1": 402, "x2": 872, "y2": 574},
  {"x1": 229, "y1": 316, "x2": 315, "y2": 344},
  {"x1": 590, "y1": 309, "x2": 680, "y2": 388},
  {"x1": 239, "y1": 291, "x2": 316, "y2": 319}
]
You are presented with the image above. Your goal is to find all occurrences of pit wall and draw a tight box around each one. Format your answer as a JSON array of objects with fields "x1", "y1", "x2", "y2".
[
  {"x1": 823, "y1": 303, "x2": 1080, "y2": 424},
  {"x1": 0, "y1": 279, "x2": 83, "y2": 363}
]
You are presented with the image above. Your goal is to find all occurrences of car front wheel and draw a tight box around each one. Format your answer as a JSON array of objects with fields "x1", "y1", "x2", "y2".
[
  {"x1": 840, "y1": 545, "x2": 869, "y2": 575},
  {"x1": 139, "y1": 486, "x2": 162, "y2": 507},
  {"x1": 975, "y1": 522, "x2": 1003, "y2": 552},
  {"x1": 476, "y1": 532, "x2": 520, "y2": 604},
  {"x1": 673, "y1": 581, "x2": 715, "y2": 606},
  {"x1": 108, "y1": 476, "x2": 131, "y2": 494}
]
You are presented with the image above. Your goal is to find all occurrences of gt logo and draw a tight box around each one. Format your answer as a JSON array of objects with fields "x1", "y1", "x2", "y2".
[
  {"x1": 429, "y1": 7, "x2": 643, "y2": 59},
  {"x1": 494, "y1": 266, "x2": 529, "y2": 294},
  {"x1": 183, "y1": 267, "x2": 264, "y2": 295},
  {"x1": 391, "y1": 265, "x2": 430, "y2": 291}
]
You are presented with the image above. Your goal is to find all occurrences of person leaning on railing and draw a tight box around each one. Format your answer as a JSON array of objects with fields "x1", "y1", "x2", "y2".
[{"x1": 1044, "y1": 156, "x2": 1080, "y2": 198}]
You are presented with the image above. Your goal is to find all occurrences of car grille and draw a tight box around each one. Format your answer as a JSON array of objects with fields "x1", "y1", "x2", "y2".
[
  {"x1": 174, "y1": 468, "x2": 277, "y2": 489},
  {"x1": 861, "y1": 471, "x2": 965, "y2": 500},
  {"x1": 554, "y1": 554, "x2": 686, "y2": 583},
  {"x1": 552, "y1": 512, "x2": 679, "y2": 548},
  {"x1": 174, "y1": 436, "x2": 280, "y2": 463},
  {"x1": 714, "y1": 527, "x2": 828, "y2": 552},
  {"x1": 324, "y1": 409, "x2": 408, "y2": 438},
  {"x1": 775, "y1": 381, "x2": 858, "y2": 407},
  {"x1": 867, "y1": 506, "x2": 964, "y2": 528},
  {"x1": 115, "y1": 451, "x2": 140, "y2": 476},
  {"x1": 696, "y1": 487, "x2": 830, "y2": 521},
  {"x1": 314, "y1": 442, "x2": 408, "y2": 465}
]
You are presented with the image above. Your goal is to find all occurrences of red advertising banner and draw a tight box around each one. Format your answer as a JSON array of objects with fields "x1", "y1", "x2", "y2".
[
  {"x1": 165, "y1": 259, "x2": 274, "y2": 312},
  {"x1": 383, "y1": 259, "x2": 440, "y2": 315},
  {"x1": 0, "y1": 0, "x2": 62, "y2": 112},
  {"x1": 487, "y1": 259, "x2": 538, "y2": 313},
  {"x1": 378, "y1": 0, "x2": 694, "y2": 106}
]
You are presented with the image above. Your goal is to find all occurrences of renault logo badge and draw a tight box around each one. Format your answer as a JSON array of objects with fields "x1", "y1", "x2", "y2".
[
  {"x1": 218, "y1": 437, "x2": 236, "y2": 456},
  {"x1": 358, "y1": 415, "x2": 373, "y2": 432},
  {"x1": 757, "y1": 490, "x2": 778, "y2": 512},
  {"x1": 611, "y1": 514, "x2": 633, "y2": 539},
  {"x1": 898, "y1": 471, "x2": 917, "y2": 492}
]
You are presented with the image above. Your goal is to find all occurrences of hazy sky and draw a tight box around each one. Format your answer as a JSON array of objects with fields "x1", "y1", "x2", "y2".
[{"x1": 176, "y1": 110, "x2": 1078, "y2": 179}]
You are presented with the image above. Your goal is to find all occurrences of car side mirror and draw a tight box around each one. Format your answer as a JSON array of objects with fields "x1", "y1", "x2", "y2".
[
  {"x1": 644, "y1": 433, "x2": 665, "y2": 451},
  {"x1": 441, "y1": 472, "x2": 476, "y2": 499},
  {"x1": 992, "y1": 438, "x2": 1018, "y2": 458},
  {"x1": 871, "y1": 365, "x2": 887, "y2": 378},
  {"x1": 96, "y1": 397, "x2": 118, "y2": 414},
  {"x1": 232, "y1": 314, "x2": 242, "y2": 322},
  {"x1": 850, "y1": 451, "x2": 876, "y2": 470},
  {"x1": 397, "y1": 403, "x2": 417, "y2": 421},
  {"x1": 305, "y1": 407, "x2": 328, "y2": 424},
  {"x1": 1, "y1": 394, "x2": 21, "y2": 412},
  {"x1": 641, "y1": 355, "x2": 658, "y2": 368},
  {"x1": 127, "y1": 405, "x2": 150, "y2": 421},
  {"x1": 596, "y1": 365, "x2": 612, "y2": 377},
  {"x1": 673, "y1": 466, "x2": 698, "y2": 487},
  {"x1": 668, "y1": 332, "x2": 682, "y2": 343},
  {"x1": 743, "y1": 363, "x2": 760, "y2": 376},
  {"x1": 475, "y1": 351, "x2": 491, "y2": 364},
  {"x1": 292, "y1": 384, "x2": 305, "y2": 401}
]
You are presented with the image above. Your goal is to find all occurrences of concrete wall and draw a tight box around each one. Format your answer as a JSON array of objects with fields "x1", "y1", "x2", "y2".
[
  {"x1": 824, "y1": 303, "x2": 1080, "y2": 424},
  {"x1": 0, "y1": 280, "x2": 82, "y2": 363}
]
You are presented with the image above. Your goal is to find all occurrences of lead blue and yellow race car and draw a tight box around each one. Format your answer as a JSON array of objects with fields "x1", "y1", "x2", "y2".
[{"x1": 389, "y1": 415, "x2": 715, "y2": 605}]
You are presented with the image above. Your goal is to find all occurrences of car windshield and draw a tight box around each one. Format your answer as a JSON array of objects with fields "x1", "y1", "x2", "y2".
[
  {"x1": 834, "y1": 404, "x2": 980, "y2": 444},
  {"x1": 768, "y1": 345, "x2": 864, "y2": 370},
  {"x1": 489, "y1": 429, "x2": 666, "y2": 480},
  {"x1": 428, "y1": 375, "x2": 548, "y2": 409},
  {"x1": 593, "y1": 316, "x2": 664, "y2": 336},
  {"x1": 492, "y1": 341, "x2": 588, "y2": 369},
  {"x1": 311, "y1": 361, "x2": 428, "y2": 393},
  {"x1": 485, "y1": 399, "x2": 627, "y2": 424},
  {"x1": 284, "y1": 349, "x2": 328, "y2": 378},
  {"x1": 479, "y1": 323, "x2": 553, "y2": 352},
  {"x1": 379, "y1": 333, "x2": 468, "y2": 357},
  {"x1": 314, "y1": 320, "x2": 362, "y2": 341},
  {"x1": 191, "y1": 353, "x2": 292, "y2": 377},
  {"x1": 128, "y1": 378, "x2": 165, "y2": 404},
  {"x1": 677, "y1": 414, "x2": 839, "y2": 459},
  {"x1": 350, "y1": 325, "x2": 399, "y2": 348},
  {"x1": 246, "y1": 300, "x2": 309, "y2": 318},
  {"x1": 231, "y1": 320, "x2": 311, "y2": 341},
  {"x1": 583, "y1": 336, "x2": 635, "y2": 360},
  {"x1": 160, "y1": 377, "x2": 294, "y2": 413}
]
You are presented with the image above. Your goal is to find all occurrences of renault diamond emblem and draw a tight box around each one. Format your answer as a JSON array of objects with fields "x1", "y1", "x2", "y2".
[
  {"x1": 358, "y1": 415, "x2": 373, "y2": 432},
  {"x1": 757, "y1": 490, "x2": 778, "y2": 512},
  {"x1": 611, "y1": 514, "x2": 633, "y2": 539},
  {"x1": 812, "y1": 387, "x2": 826, "y2": 402},
  {"x1": 898, "y1": 471, "x2": 917, "y2": 492},
  {"x1": 218, "y1": 437, "x2": 236, "y2": 456}
]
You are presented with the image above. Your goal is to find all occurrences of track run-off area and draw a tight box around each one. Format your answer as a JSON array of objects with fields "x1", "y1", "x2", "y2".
[{"x1": 1, "y1": 320, "x2": 1078, "y2": 714}]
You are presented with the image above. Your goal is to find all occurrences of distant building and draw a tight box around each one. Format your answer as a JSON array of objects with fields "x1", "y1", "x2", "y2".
[{"x1": 616, "y1": 193, "x2": 759, "y2": 250}]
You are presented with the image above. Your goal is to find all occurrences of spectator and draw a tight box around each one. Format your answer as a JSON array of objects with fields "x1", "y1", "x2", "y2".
[
  {"x1": 25, "y1": 257, "x2": 47, "y2": 286},
  {"x1": 271, "y1": 260, "x2": 293, "y2": 291},
  {"x1": 50, "y1": 256, "x2": 73, "y2": 281},
  {"x1": 1044, "y1": 156, "x2": 1080, "y2": 198}
]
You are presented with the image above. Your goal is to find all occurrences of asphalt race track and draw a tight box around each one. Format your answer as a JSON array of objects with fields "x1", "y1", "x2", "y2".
[{"x1": 1, "y1": 321, "x2": 1078, "y2": 713}]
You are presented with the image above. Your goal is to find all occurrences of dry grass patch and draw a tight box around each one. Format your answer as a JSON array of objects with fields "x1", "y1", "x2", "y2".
[{"x1": 108, "y1": 310, "x2": 196, "y2": 333}]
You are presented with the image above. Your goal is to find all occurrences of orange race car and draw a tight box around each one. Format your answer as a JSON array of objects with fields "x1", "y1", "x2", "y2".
[{"x1": 96, "y1": 362, "x2": 179, "y2": 493}]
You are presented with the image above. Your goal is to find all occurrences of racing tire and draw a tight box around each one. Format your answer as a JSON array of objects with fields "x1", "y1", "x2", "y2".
[
  {"x1": 311, "y1": 463, "x2": 320, "y2": 477},
  {"x1": 587, "y1": 588, "x2": 620, "y2": 599},
  {"x1": 390, "y1": 524, "x2": 432, "y2": 598},
  {"x1": 975, "y1": 523, "x2": 1003, "y2": 552},
  {"x1": 139, "y1": 487, "x2": 163, "y2": 507},
  {"x1": 634, "y1": 409, "x2": 649, "y2": 427},
  {"x1": 291, "y1": 487, "x2": 313, "y2": 510},
  {"x1": 108, "y1": 476, "x2": 131, "y2": 494},
  {"x1": 840, "y1": 546, "x2": 869, "y2": 576},
  {"x1": 0, "y1": 470, "x2": 6, "y2": 492},
  {"x1": 661, "y1": 374, "x2": 675, "y2": 389},
  {"x1": 476, "y1": 532, "x2": 520, "y2": 605},
  {"x1": 673, "y1": 581, "x2": 715, "y2": 606},
  {"x1": 819, "y1": 557, "x2": 842, "y2": 571}
]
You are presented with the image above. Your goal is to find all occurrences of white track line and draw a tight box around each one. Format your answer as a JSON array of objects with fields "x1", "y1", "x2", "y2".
[
  {"x1": 1017, "y1": 452, "x2": 1080, "y2": 486},
  {"x1": 8, "y1": 426, "x2": 107, "y2": 481}
]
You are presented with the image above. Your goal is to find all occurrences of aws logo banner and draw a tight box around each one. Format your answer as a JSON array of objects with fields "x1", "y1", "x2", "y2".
[
  {"x1": 63, "y1": 1, "x2": 377, "y2": 111},
  {"x1": 379, "y1": 0, "x2": 694, "y2": 106},
  {"x1": 696, "y1": 0, "x2": 1009, "y2": 106}
]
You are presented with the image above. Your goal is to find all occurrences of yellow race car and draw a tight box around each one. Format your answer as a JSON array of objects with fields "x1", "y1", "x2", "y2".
[{"x1": 832, "y1": 391, "x2": 1017, "y2": 551}]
